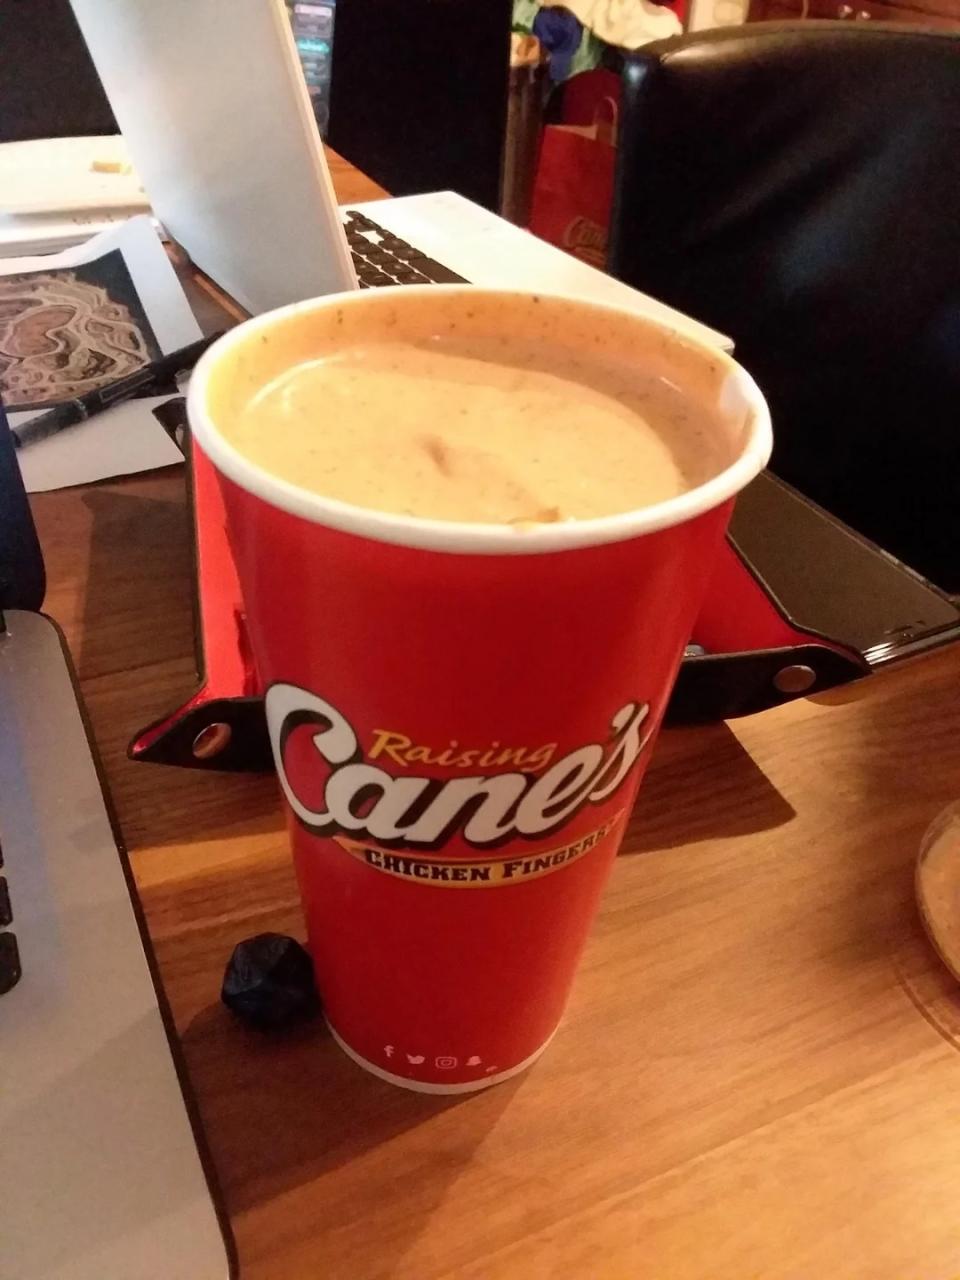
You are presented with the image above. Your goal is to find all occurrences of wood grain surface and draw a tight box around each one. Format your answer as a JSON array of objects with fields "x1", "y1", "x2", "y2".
[{"x1": 28, "y1": 147, "x2": 960, "y2": 1280}]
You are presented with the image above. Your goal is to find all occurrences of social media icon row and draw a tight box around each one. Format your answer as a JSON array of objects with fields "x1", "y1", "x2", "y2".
[{"x1": 383, "y1": 1049, "x2": 486, "y2": 1070}]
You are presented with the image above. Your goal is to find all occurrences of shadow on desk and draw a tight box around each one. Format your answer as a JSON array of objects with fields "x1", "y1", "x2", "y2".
[
  {"x1": 625, "y1": 721, "x2": 795, "y2": 855},
  {"x1": 76, "y1": 482, "x2": 195, "y2": 682},
  {"x1": 44, "y1": 480, "x2": 283, "y2": 851},
  {"x1": 181, "y1": 1001, "x2": 521, "y2": 1246}
]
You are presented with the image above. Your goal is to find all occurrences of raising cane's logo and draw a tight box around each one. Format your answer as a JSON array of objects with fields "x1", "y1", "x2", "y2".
[
  {"x1": 562, "y1": 216, "x2": 607, "y2": 269},
  {"x1": 266, "y1": 684, "x2": 653, "y2": 885}
]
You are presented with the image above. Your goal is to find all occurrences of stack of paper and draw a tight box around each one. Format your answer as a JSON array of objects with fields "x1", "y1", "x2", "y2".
[
  {"x1": 1, "y1": 216, "x2": 199, "y2": 492},
  {"x1": 0, "y1": 135, "x2": 152, "y2": 259}
]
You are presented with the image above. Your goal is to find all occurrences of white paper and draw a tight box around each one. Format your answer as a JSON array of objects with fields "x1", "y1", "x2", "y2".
[
  {"x1": 2, "y1": 216, "x2": 201, "y2": 492},
  {"x1": 13, "y1": 396, "x2": 184, "y2": 494},
  {"x1": 0, "y1": 211, "x2": 132, "y2": 259}
]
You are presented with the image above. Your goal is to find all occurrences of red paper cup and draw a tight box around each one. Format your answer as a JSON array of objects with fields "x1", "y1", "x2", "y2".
[{"x1": 189, "y1": 287, "x2": 771, "y2": 1092}]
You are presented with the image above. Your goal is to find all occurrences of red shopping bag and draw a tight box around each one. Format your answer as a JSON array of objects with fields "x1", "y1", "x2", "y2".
[{"x1": 528, "y1": 98, "x2": 617, "y2": 270}]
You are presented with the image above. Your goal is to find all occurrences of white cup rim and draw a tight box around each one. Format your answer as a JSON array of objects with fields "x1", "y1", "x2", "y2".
[{"x1": 187, "y1": 285, "x2": 772, "y2": 556}]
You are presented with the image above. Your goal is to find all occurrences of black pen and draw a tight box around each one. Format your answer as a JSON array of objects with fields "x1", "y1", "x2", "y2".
[{"x1": 10, "y1": 330, "x2": 224, "y2": 450}]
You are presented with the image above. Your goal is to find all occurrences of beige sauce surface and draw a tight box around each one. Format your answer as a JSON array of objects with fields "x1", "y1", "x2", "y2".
[{"x1": 225, "y1": 324, "x2": 729, "y2": 524}]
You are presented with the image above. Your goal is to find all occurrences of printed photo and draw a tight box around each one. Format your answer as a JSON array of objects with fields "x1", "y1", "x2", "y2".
[{"x1": 0, "y1": 249, "x2": 161, "y2": 412}]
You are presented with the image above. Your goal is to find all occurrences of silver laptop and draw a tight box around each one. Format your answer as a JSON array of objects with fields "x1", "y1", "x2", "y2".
[
  {"x1": 1, "y1": 400, "x2": 233, "y2": 1278},
  {"x1": 68, "y1": 0, "x2": 730, "y2": 349},
  {"x1": 0, "y1": 610, "x2": 234, "y2": 1280}
]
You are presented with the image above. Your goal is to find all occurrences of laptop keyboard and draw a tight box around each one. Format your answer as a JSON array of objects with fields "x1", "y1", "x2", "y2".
[{"x1": 343, "y1": 212, "x2": 468, "y2": 288}]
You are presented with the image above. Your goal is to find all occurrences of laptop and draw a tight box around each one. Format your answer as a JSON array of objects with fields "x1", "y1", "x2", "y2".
[
  {"x1": 66, "y1": 0, "x2": 730, "y2": 348},
  {"x1": 0, "y1": 406, "x2": 234, "y2": 1278}
]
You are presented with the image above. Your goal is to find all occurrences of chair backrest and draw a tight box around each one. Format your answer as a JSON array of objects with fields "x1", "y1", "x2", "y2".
[
  {"x1": 0, "y1": 0, "x2": 115, "y2": 142},
  {"x1": 609, "y1": 23, "x2": 960, "y2": 589}
]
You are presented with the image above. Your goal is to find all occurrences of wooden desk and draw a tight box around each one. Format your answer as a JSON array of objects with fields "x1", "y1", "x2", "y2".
[{"x1": 29, "y1": 149, "x2": 960, "y2": 1280}]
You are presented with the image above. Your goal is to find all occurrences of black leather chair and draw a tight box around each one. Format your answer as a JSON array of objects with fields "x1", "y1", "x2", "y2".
[
  {"x1": 0, "y1": 0, "x2": 115, "y2": 143},
  {"x1": 609, "y1": 24, "x2": 960, "y2": 590}
]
